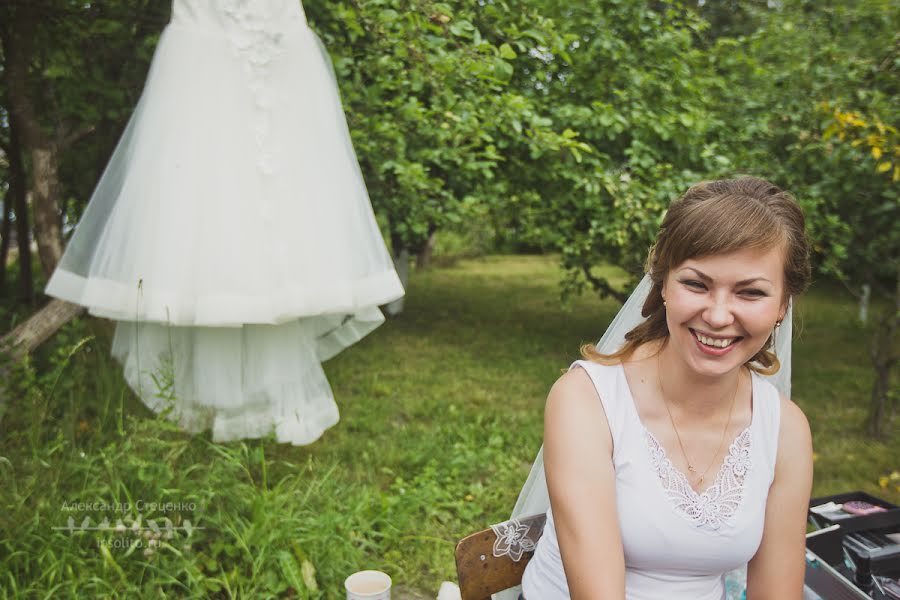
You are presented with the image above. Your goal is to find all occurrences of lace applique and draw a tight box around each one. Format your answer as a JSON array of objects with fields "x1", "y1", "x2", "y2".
[
  {"x1": 222, "y1": 0, "x2": 287, "y2": 174},
  {"x1": 490, "y1": 519, "x2": 536, "y2": 562},
  {"x1": 645, "y1": 427, "x2": 752, "y2": 530}
]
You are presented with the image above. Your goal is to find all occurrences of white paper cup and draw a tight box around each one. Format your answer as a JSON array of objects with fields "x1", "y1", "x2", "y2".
[{"x1": 344, "y1": 570, "x2": 391, "y2": 599}]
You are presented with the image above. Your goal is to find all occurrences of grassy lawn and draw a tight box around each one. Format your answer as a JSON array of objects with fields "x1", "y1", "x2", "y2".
[{"x1": 1, "y1": 254, "x2": 897, "y2": 598}]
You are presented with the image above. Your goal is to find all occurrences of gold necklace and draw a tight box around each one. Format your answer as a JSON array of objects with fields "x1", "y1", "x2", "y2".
[{"x1": 656, "y1": 356, "x2": 739, "y2": 488}]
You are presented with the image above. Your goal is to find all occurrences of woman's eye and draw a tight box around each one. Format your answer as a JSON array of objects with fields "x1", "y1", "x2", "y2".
[
  {"x1": 681, "y1": 280, "x2": 706, "y2": 290},
  {"x1": 740, "y1": 288, "x2": 766, "y2": 297}
]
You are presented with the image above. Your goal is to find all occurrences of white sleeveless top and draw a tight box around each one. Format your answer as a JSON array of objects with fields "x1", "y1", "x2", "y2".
[{"x1": 521, "y1": 360, "x2": 781, "y2": 600}]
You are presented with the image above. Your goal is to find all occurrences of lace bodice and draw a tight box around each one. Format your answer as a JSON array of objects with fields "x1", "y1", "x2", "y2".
[
  {"x1": 171, "y1": 0, "x2": 307, "y2": 33},
  {"x1": 645, "y1": 427, "x2": 753, "y2": 530},
  {"x1": 167, "y1": 0, "x2": 313, "y2": 174}
]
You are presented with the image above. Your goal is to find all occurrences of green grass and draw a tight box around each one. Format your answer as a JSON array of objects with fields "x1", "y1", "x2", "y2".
[{"x1": 0, "y1": 255, "x2": 896, "y2": 598}]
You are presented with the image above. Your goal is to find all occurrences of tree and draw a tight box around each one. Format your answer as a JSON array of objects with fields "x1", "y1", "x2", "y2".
[
  {"x1": 0, "y1": 0, "x2": 168, "y2": 273},
  {"x1": 488, "y1": 0, "x2": 732, "y2": 301},
  {"x1": 709, "y1": 0, "x2": 899, "y2": 435},
  {"x1": 0, "y1": 0, "x2": 167, "y2": 391},
  {"x1": 305, "y1": 0, "x2": 580, "y2": 269},
  {"x1": 2, "y1": 2, "x2": 66, "y2": 277},
  {"x1": 0, "y1": 0, "x2": 895, "y2": 434}
]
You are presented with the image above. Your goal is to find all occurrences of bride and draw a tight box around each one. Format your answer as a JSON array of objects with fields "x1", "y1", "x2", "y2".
[{"x1": 517, "y1": 177, "x2": 813, "y2": 599}]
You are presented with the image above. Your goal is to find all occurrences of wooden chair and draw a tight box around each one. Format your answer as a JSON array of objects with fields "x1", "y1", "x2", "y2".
[{"x1": 454, "y1": 513, "x2": 547, "y2": 600}]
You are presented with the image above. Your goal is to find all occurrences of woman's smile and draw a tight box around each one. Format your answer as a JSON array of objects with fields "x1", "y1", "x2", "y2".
[{"x1": 690, "y1": 329, "x2": 743, "y2": 354}]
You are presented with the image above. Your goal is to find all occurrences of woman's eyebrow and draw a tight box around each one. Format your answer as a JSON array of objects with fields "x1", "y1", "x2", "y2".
[
  {"x1": 678, "y1": 267, "x2": 711, "y2": 281},
  {"x1": 678, "y1": 267, "x2": 772, "y2": 286},
  {"x1": 736, "y1": 277, "x2": 772, "y2": 286}
]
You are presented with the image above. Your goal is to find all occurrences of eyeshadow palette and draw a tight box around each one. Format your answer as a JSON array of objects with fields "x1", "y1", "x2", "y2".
[{"x1": 809, "y1": 492, "x2": 900, "y2": 533}]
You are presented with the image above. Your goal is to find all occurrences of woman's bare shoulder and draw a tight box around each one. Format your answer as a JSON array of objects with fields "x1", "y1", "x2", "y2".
[
  {"x1": 544, "y1": 364, "x2": 613, "y2": 453},
  {"x1": 778, "y1": 393, "x2": 811, "y2": 438},
  {"x1": 546, "y1": 364, "x2": 607, "y2": 414},
  {"x1": 550, "y1": 364, "x2": 596, "y2": 396},
  {"x1": 775, "y1": 392, "x2": 812, "y2": 463}
]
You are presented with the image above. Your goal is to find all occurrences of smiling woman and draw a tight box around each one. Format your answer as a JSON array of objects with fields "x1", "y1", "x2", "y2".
[
  {"x1": 663, "y1": 246, "x2": 786, "y2": 379},
  {"x1": 585, "y1": 177, "x2": 810, "y2": 378},
  {"x1": 519, "y1": 177, "x2": 814, "y2": 600}
]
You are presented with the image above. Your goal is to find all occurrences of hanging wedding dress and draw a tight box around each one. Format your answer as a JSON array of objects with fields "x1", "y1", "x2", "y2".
[{"x1": 45, "y1": 0, "x2": 404, "y2": 444}]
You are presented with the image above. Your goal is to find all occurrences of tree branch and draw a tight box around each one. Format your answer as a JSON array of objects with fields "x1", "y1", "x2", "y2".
[
  {"x1": 61, "y1": 124, "x2": 96, "y2": 150},
  {"x1": 581, "y1": 264, "x2": 630, "y2": 304}
]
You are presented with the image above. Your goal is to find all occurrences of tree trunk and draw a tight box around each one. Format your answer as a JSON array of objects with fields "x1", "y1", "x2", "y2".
[
  {"x1": 2, "y1": 4, "x2": 65, "y2": 278},
  {"x1": 385, "y1": 249, "x2": 409, "y2": 317},
  {"x1": 28, "y1": 147, "x2": 65, "y2": 276},
  {"x1": 859, "y1": 283, "x2": 870, "y2": 324},
  {"x1": 1, "y1": 6, "x2": 87, "y2": 423},
  {"x1": 8, "y1": 125, "x2": 34, "y2": 305},
  {"x1": 384, "y1": 227, "x2": 408, "y2": 316},
  {"x1": 416, "y1": 229, "x2": 438, "y2": 271},
  {"x1": 867, "y1": 271, "x2": 899, "y2": 437},
  {"x1": 0, "y1": 188, "x2": 11, "y2": 293}
]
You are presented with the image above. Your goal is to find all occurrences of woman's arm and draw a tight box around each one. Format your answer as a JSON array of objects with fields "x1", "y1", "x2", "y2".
[
  {"x1": 544, "y1": 367, "x2": 626, "y2": 599},
  {"x1": 746, "y1": 395, "x2": 813, "y2": 599}
]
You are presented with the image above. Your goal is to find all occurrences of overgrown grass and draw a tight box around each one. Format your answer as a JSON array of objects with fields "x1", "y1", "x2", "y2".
[{"x1": 1, "y1": 255, "x2": 896, "y2": 598}]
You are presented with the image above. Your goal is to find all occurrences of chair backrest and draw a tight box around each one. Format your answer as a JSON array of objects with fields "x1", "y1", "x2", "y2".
[{"x1": 454, "y1": 513, "x2": 547, "y2": 600}]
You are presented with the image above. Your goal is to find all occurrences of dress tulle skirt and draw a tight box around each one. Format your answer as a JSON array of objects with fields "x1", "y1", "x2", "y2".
[
  {"x1": 110, "y1": 311, "x2": 385, "y2": 445},
  {"x1": 45, "y1": 4, "x2": 404, "y2": 444}
]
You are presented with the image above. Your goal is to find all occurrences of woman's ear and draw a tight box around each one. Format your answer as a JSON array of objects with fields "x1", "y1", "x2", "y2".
[{"x1": 778, "y1": 298, "x2": 789, "y2": 324}]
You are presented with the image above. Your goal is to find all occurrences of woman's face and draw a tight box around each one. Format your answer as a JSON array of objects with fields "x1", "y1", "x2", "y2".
[{"x1": 661, "y1": 246, "x2": 787, "y2": 379}]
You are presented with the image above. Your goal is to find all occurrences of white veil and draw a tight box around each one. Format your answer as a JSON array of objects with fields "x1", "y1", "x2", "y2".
[{"x1": 498, "y1": 274, "x2": 793, "y2": 598}]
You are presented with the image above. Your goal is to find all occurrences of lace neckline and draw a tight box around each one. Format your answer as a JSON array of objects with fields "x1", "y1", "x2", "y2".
[
  {"x1": 618, "y1": 363, "x2": 756, "y2": 530},
  {"x1": 643, "y1": 426, "x2": 752, "y2": 529}
]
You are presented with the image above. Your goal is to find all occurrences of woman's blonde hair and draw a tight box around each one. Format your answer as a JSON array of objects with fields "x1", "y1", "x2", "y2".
[{"x1": 583, "y1": 176, "x2": 811, "y2": 375}]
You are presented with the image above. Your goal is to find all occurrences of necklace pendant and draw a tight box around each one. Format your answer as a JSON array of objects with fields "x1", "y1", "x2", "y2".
[{"x1": 688, "y1": 465, "x2": 696, "y2": 472}]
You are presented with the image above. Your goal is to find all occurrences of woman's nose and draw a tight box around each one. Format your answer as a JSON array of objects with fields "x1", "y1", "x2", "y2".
[{"x1": 702, "y1": 296, "x2": 735, "y2": 329}]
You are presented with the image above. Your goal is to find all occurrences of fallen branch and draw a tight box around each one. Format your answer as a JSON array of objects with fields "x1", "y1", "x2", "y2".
[{"x1": 0, "y1": 298, "x2": 85, "y2": 419}]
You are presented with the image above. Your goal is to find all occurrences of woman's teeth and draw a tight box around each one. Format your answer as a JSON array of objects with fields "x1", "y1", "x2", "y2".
[{"x1": 695, "y1": 332, "x2": 737, "y2": 348}]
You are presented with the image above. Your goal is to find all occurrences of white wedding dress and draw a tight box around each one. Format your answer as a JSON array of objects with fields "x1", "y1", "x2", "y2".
[{"x1": 45, "y1": 0, "x2": 404, "y2": 444}]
